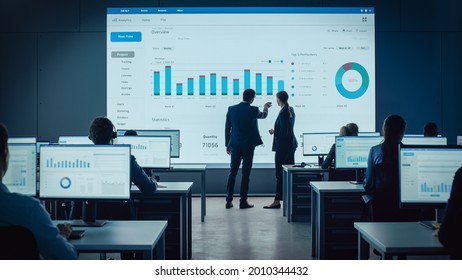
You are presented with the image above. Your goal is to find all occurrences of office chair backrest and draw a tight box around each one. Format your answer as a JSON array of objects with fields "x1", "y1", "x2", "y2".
[
  {"x1": 0, "y1": 226, "x2": 40, "y2": 260},
  {"x1": 369, "y1": 162, "x2": 400, "y2": 222}
]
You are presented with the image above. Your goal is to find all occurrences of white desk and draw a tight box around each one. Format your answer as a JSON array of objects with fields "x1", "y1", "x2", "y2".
[
  {"x1": 153, "y1": 164, "x2": 206, "y2": 222},
  {"x1": 282, "y1": 164, "x2": 328, "y2": 222},
  {"x1": 53, "y1": 220, "x2": 167, "y2": 260},
  {"x1": 354, "y1": 222, "x2": 449, "y2": 260},
  {"x1": 132, "y1": 181, "x2": 193, "y2": 260},
  {"x1": 310, "y1": 181, "x2": 365, "y2": 259}
]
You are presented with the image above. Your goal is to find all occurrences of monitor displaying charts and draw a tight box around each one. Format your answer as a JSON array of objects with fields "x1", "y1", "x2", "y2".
[
  {"x1": 117, "y1": 129, "x2": 180, "y2": 158},
  {"x1": 399, "y1": 145, "x2": 462, "y2": 208},
  {"x1": 8, "y1": 137, "x2": 37, "y2": 144},
  {"x1": 39, "y1": 145, "x2": 131, "y2": 199},
  {"x1": 302, "y1": 133, "x2": 338, "y2": 156},
  {"x1": 3, "y1": 144, "x2": 37, "y2": 196},
  {"x1": 58, "y1": 136, "x2": 93, "y2": 145},
  {"x1": 116, "y1": 136, "x2": 171, "y2": 169},
  {"x1": 335, "y1": 136, "x2": 383, "y2": 169}
]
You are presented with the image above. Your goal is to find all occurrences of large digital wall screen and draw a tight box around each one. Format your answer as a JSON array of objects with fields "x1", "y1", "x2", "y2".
[{"x1": 107, "y1": 7, "x2": 375, "y2": 163}]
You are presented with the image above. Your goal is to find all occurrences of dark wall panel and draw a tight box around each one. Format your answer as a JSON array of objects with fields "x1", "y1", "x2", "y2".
[
  {"x1": 37, "y1": 33, "x2": 106, "y2": 142},
  {"x1": 442, "y1": 32, "x2": 462, "y2": 144},
  {"x1": 402, "y1": 0, "x2": 462, "y2": 32},
  {"x1": 324, "y1": 0, "x2": 401, "y2": 31},
  {"x1": 80, "y1": 0, "x2": 159, "y2": 32},
  {"x1": 0, "y1": 0, "x2": 79, "y2": 33},
  {"x1": 375, "y1": 31, "x2": 442, "y2": 134},
  {"x1": 0, "y1": 33, "x2": 38, "y2": 137}
]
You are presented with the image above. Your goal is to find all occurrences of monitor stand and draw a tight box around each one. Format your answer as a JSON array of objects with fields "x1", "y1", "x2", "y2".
[
  {"x1": 419, "y1": 208, "x2": 444, "y2": 229},
  {"x1": 72, "y1": 200, "x2": 107, "y2": 227},
  {"x1": 350, "y1": 169, "x2": 365, "y2": 185},
  {"x1": 317, "y1": 155, "x2": 324, "y2": 166}
]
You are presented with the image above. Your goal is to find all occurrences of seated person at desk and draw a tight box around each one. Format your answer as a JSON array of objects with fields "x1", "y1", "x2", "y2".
[
  {"x1": 0, "y1": 122, "x2": 77, "y2": 259},
  {"x1": 438, "y1": 167, "x2": 462, "y2": 259},
  {"x1": 321, "y1": 123, "x2": 358, "y2": 169},
  {"x1": 363, "y1": 115, "x2": 407, "y2": 222},
  {"x1": 72, "y1": 116, "x2": 159, "y2": 219},
  {"x1": 321, "y1": 123, "x2": 358, "y2": 181}
]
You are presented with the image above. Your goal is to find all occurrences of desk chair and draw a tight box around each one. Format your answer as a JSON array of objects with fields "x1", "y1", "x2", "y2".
[{"x1": 0, "y1": 226, "x2": 40, "y2": 260}]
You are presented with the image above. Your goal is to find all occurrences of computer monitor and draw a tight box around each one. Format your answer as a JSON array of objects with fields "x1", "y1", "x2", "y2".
[
  {"x1": 116, "y1": 136, "x2": 171, "y2": 169},
  {"x1": 302, "y1": 133, "x2": 337, "y2": 156},
  {"x1": 58, "y1": 136, "x2": 93, "y2": 145},
  {"x1": 335, "y1": 136, "x2": 384, "y2": 169},
  {"x1": 8, "y1": 137, "x2": 37, "y2": 143},
  {"x1": 399, "y1": 145, "x2": 462, "y2": 209},
  {"x1": 358, "y1": 132, "x2": 380, "y2": 136},
  {"x1": 402, "y1": 136, "x2": 447, "y2": 145},
  {"x1": 39, "y1": 145, "x2": 131, "y2": 200},
  {"x1": 3, "y1": 144, "x2": 37, "y2": 196},
  {"x1": 117, "y1": 129, "x2": 180, "y2": 158}
]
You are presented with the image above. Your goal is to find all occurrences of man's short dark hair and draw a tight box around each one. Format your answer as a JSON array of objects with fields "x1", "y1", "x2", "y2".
[
  {"x1": 89, "y1": 117, "x2": 115, "y2": 145},
  {"x1": 0, "y1": 122, "x2": 8, "y2": 156},
  {"x1": 243, "y1": 89, "x2": 256, "y2": 102},
  {"x1": 424, "y1": 122, "x2": 438, "y2": 137}
]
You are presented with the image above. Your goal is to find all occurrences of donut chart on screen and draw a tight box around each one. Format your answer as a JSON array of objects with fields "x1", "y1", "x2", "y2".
[
  {"x1": 335, "y1": 62, "x2": 369, "y2": 99},
  {"x1": 60, "y1": 177, "x2": 72, "y2": 189}
]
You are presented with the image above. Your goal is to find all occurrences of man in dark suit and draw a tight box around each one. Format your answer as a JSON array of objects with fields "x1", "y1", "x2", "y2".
[{"x1": 225, "y1": 89, "x2": 272, "y2": 209}]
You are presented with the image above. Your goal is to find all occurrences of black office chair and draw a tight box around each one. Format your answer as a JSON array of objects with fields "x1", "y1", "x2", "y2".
[{"x1": 0, "y1": 226, "x2": 40, "y2": 260}]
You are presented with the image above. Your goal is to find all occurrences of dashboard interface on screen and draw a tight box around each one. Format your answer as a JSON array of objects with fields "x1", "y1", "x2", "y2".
[
  {"x1": 402, "y1": 136, "x2": 447, "y2": 145},
  {"x1": 58, "y1": 136, "x2": 93, "y2": 145},
  {"x1": 399, "y1": 146, "x2": 462, "y2": 206},
  {"x1": 3, "y1": 144, "x2": 37, "y2": 196},
  {"x1": 116, "y1": 136, "x2": 171, "y2": 168},
  {"x1": 107, "y1": 7, "x2": 376, "y2": 163},
  {"x1": 117, "y1": 129, "x2": 180, "y2": 158},
  {"x1": 335, "y1": 136, "x2": 383, "y2": 169},
  {"x1": 39, "y1": 145, "x2": 131, "y2": 199}
]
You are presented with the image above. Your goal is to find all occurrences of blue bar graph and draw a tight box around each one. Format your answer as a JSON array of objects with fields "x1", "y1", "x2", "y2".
[
  {"x1": 210, "y1": 73, "x2": 216, "y2": 95},
  {"x1": 165, "y1": 66, "x2": 171, "y2": 95},
  {"x1": 256, "y1": 73, "x2": 262, "y2": 95},
  {"x1": 278, "y1": 80, "x2": 284, "y2": 92},
  {"x1": 199, "y1": 75, "x2": 206, "y2": 95},
  {"x1": 267, "y1": 76, "x2": 273, "y2": 95},
  {"x1": 221, "y1": 77, "x2": 228, "y2": 95},
  {"x1": 176, "y1": 83, "x2": 183, "y2": 95},
  {"x1": 244, "y1": 69, "x2": 250, "y2": 90},
  {"x1": 132, "y1": 144, "x2": 147, "y2": 150},
  {"x1": 46, "y1": 158, "x2": 90, "y2": 169},
  {"x1": 420, "y1": 182, "x2": 452, "y2": 193},
  {"x1": 347, "y1": 155, "x2": 368, "y2": 163},
  {"x1": 154, "y1": 71, "x2": 160, "y2": 95},
  {"x1": 233, "y1": 79, "x2": 239, "y2": 95},
  {"x1": 188, "y1": 78, "x2": 194, "y2": 95}
]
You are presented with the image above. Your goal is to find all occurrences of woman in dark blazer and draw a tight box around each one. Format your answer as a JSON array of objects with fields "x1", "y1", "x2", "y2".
[{"x1": 264, "y1": 91, "x2": 298, "y2": 209}]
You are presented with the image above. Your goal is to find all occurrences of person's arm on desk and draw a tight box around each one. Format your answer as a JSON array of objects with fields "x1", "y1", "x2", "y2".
[{"x1": 130, "y1": 155, "x2": 157, "y2": 194}]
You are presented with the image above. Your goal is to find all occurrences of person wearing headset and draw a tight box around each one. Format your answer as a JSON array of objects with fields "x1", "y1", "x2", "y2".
[
  {"x1": 321, "y1": 123, "x2": 359, "y2": 170},
  {"x1": 70, "y1": 117, "x2": 158, "y2": 220}
]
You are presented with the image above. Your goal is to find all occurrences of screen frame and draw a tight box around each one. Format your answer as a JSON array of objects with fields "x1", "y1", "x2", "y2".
[
  {"x1": 302, "y1": 132, "x2": 338, "y2": 156},
  {"x1": 398, "y1": 144, "x2": 461, "y2": 209},
  {"x1": 334, "y1": 135, "x2": 384, "y2": 169},
  {"x1": 3, "y1": 143, "x2": 37, "y2": 196},
  {"x1": 116, "y1": 135, "x2": 172, "y2": 169},
  {"x1": 117, "y1": 129, "x2": 180, "y2": 158},
  {"x1": 38, "y1": 144, "x2": 132, "y2": 200}
]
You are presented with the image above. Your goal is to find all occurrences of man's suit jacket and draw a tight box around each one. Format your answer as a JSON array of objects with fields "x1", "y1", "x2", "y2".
[{"x1": 225, "y1": 101, "x2": 268, "y2": 149}]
